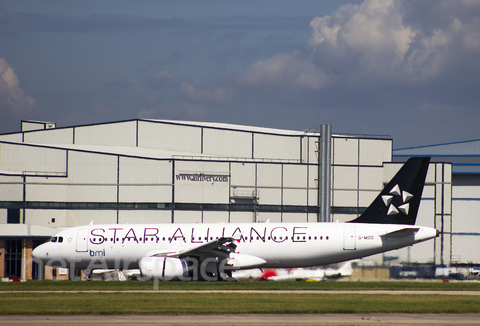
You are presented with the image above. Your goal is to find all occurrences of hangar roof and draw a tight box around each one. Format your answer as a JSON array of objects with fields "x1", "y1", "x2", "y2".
[
  {"x1": 394, "y1": 139, "x2": 480, "y2": 156},
  {"x1": 393, "y1": 139, "x2": 480, "y2": 174},
  {"x1": 151, "y1": 119, "x2": 390, "y2": 139},
  {"x1": 27, "y1": 143, "x2": 201, "y2": 160},
  {"x1": 0, "y1": 119, "x2": 391, "y2": 166},
  {"x1": 1, "y1": 119, "x2": 393, "y2": 146},
  {"x1": 148, "y1": 119, "x2": 312, "y2": 136}
]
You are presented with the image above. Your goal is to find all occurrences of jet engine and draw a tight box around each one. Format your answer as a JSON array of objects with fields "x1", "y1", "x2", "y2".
[{"x1": 139, "y1": 256, "x2": 189, "y2": 280}]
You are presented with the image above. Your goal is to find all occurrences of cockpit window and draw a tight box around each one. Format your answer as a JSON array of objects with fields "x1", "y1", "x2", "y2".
[
  {"x1": 49, "y1": 237, "x2": 58, "y2": 243},
  {"x1": 58, "y1": 236, "x2": 63, "y2": 243}
]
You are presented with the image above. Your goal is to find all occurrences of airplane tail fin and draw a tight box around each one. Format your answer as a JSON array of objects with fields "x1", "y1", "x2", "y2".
[{"x1": 348, "y1": 157, "x2": 430, "y2": 225}]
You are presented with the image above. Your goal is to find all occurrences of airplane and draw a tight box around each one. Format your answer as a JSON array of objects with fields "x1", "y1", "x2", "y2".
[
  {"x1": 32, "y1": 157, "x2": 438, "y2": 281},
  {"x1": 90, "y1": 268, "x2": 140, "y2": 281},
  {"x1": 233, "y1": 261, "x2": 355, "y2": 281}
]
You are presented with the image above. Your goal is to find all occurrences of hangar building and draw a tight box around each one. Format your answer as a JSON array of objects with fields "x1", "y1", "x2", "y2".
[
  {"x1": 395, "y1": 140, "x2": 480, "y2": 267},
  {"x1": 0, "y1": 119, "x2": 452, "y2": 280}
]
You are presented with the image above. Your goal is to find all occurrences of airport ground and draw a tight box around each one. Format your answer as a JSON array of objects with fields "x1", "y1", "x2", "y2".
[
  {"x1": 1, "y1": 281, "x2": 480, "y2": 325},
  {"x1": 2, "y1": 313, "x2": 480, "y2": 325}
]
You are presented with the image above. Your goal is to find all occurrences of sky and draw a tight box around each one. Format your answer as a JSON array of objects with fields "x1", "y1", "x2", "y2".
[{"x1": 0, "y1": 0, "x2": 479, "y2": 149}]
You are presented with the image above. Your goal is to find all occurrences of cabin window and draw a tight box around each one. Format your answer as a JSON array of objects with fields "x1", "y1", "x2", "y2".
[
  {"x1": 308, "y1": 236, "x2": 311, "y2": 240},
  {"x1": 320, "y1": 236, "x2": 323, "y2": 240},
  {"x1": 326, "y1": 236, "x2": 329, "y2": 240}
]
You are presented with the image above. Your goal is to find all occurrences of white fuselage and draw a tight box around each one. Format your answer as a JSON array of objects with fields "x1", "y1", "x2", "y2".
[{"x1": 32, "y1": 222, "x2": 438, "y2": 271}]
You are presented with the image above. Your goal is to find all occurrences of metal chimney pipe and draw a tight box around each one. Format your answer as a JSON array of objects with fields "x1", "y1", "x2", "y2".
[{"x1": 318, "y1": 124, "x2": 332, "y2": 222}]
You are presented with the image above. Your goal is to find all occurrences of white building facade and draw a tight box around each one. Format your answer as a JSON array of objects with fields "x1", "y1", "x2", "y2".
[{"x1": 0, "y1": 119, "x2": 453, "y2": 279}]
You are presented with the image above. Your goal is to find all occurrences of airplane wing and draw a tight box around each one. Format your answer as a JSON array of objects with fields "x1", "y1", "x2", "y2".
[
  {"x1": 145, "y1": 237, "x2": 237, "y2": 260},
  {"x1": 177, "y1": 237, "x2": 237, "y2": 259},
  {"x1": 142, "y1": 238, "x2": 265, "y2": 269}
]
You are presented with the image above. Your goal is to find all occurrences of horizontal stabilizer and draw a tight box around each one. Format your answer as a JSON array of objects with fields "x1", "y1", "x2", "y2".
[{"x1": 381, "y1": 228, "x2": 419, "y2": 240}]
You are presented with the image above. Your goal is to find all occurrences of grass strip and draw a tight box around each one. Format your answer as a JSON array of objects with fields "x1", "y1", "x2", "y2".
[
  {"x1": 1, "y1": 292, "x2": 480, "y2": 315},
  {"x1": 1, "y1": 280, "x2": 480, "y2": 291}
]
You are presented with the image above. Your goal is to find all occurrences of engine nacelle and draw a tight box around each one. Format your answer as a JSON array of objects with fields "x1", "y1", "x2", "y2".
[
  {"x1": 139, "y1": 256, "x2": 189, "y2": 280},
  {"x1": 227, "y1": 253, "x2": 267, "y2": 269}
]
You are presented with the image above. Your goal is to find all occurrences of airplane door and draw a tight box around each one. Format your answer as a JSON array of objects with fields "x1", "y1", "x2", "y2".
[
  {"x1": 343, "y1": 226, "x2": 356, "y2": 250},
  {"x1": 76, "y1": 229, "x2": 89, "y2": 252}
]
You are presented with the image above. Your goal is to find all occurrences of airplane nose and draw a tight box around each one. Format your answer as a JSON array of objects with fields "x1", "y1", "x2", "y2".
[
  {"x1": 32, "y1": 245, "x2": 48, "y2": 259},
  {"x1": 436, "y1": 229, "x2": 440, "y2": 237}
]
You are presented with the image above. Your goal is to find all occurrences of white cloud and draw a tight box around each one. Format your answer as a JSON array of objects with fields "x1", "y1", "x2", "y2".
[
  {"x1": 181, "y1": 102, "x2": 208, "y2": 120},
  {"x1": 0, "y1": 58, "x2": 36, "y2": 117},
  {"x1": 180, "y1": 82, "x2": 234, "y2": 105},
  {"x1": 146, "y1": 70, "x2": 177, "y2": 89},
  {"x1": 307, "y1": 0, "x2": 480, "y2": 84},
  {"x1": 235, "y1": 51, "x2": 329, "y2": 90},
  {"x1": 308, "y1": 0, "x2": 417, "y2": 82},
  {"x1": 135, "y1": 70, "x2": 234, "y2": 121},
  {"x1": 233, "y1": 0, "x2": 480, "y2": 95}
]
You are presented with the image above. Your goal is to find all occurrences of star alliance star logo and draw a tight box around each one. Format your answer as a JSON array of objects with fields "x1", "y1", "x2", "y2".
[{"x1": 382, "y1": 184, "x2": 413, "y2": 216}]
